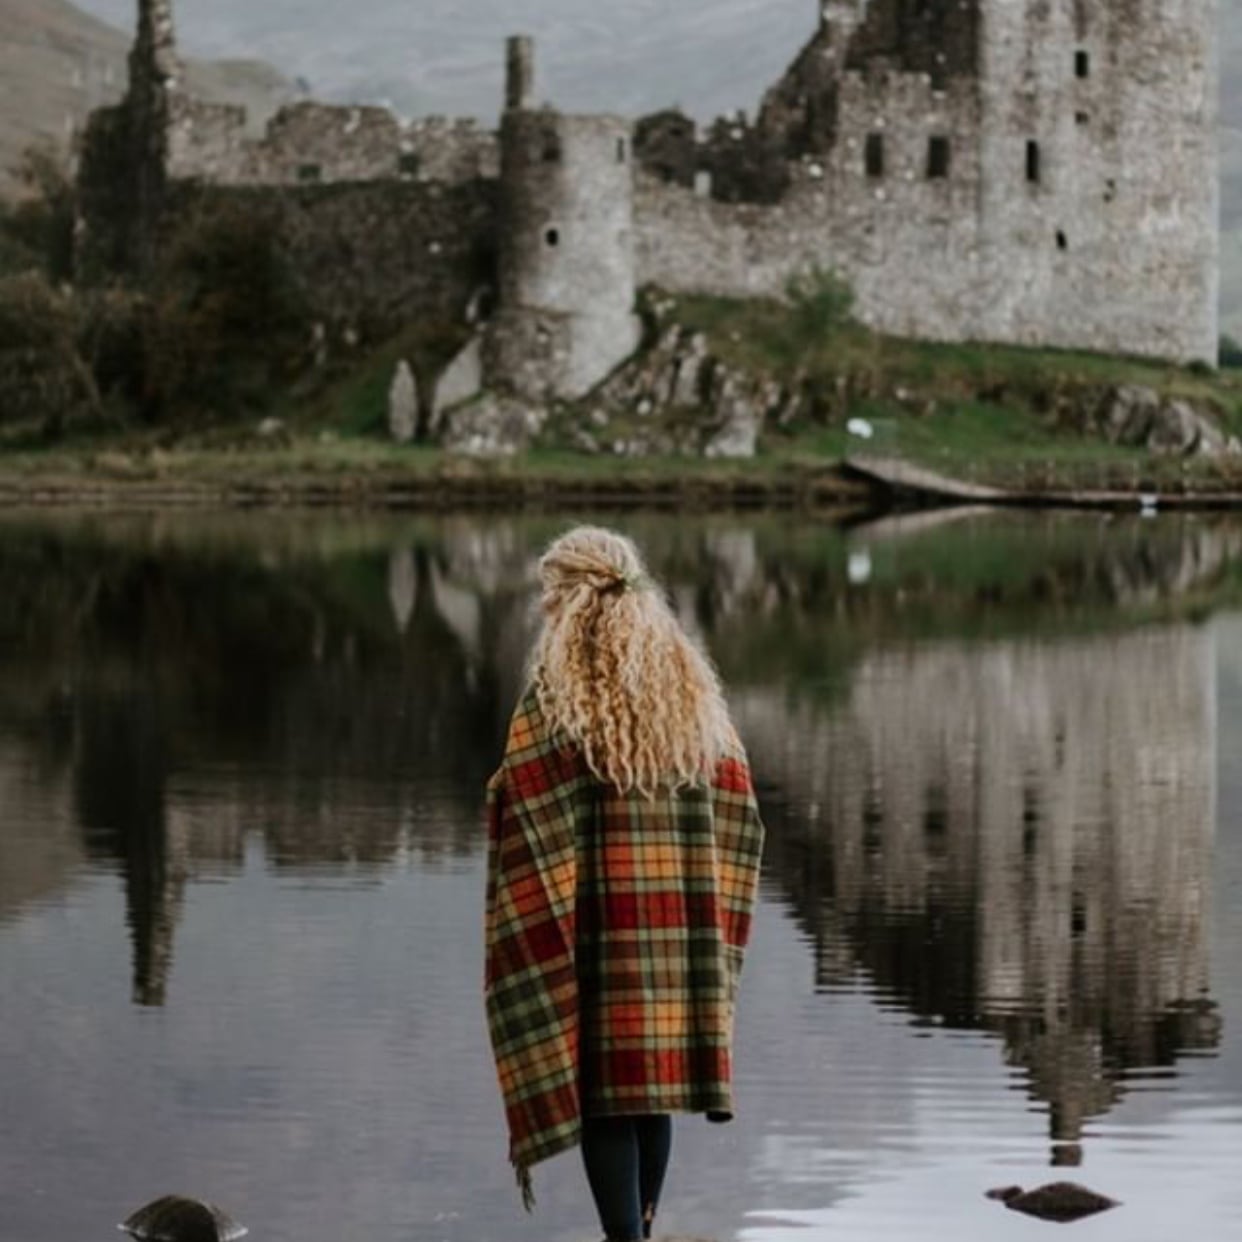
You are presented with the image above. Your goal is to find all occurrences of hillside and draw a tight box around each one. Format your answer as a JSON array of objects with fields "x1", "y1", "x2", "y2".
[{"x1": 0, "y1": 0, "x2": 291, "y2": 195}]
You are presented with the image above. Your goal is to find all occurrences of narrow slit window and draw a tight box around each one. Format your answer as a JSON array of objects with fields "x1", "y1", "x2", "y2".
[
  {"x1": 1056, "y1": 229, "x2": 1068, "y2": 251},
  {"x1": 927, "y1": 136, "x2": 951, "y2": 179},
  {"x1": 1026, "y1": 140, "x2": 1041, "y2": 184},
  {"x1": 865, "y1": 133, "x2": 885, "y2": 178},
  {"x1": 1075, "y1": 50, "x2": 1090, "y2": 79},
  {"x1": 545, "y1": 227, "x2": 560, "y2": 247},
  {"x1": 616, "y1": 137, "x2": 627, "y2": 163}
]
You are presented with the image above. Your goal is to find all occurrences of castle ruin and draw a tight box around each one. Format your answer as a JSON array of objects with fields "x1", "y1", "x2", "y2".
[{"x1": 78, "y1": 0, "x2": 1221, "y2": 401}]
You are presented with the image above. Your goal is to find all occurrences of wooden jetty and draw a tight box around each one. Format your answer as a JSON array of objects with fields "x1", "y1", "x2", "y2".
[{"x1": 844, "y1": 454, "x2": 1242, "y2": 512}]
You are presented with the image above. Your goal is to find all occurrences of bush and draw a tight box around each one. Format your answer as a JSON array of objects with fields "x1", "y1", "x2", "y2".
[
  {"x1": 1220, "y1": 334, "x2": 1242, "y2": 369},
  {"x1": 141, "y1": 197, "x2": 310, "y2": 420},
  {"x1": 0, "y1": 272, "x2": 102, "y2": 435},
  {"x1": 0, "y1": 147, "x2": 76, "y2": 282},
  {"x1": 784, "y1": 265, "x2": 856, "y2": 354}
]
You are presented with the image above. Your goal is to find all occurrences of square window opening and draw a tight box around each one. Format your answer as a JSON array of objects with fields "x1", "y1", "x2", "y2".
[
  {"x1": 1076, "y1": 50, "x2": 1090, "y2": 79},
  {"x1": 927, "y1": 136, "x2": 951, "y2": 179}
]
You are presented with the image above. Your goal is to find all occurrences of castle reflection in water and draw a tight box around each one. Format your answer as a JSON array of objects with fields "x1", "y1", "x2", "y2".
[
  {"x1": 740, "y1": 626, "x2": 1221, "y2": 1163},
  {"x1": 0, "y1": 512, "x2": 1230, "y2": 1157}
]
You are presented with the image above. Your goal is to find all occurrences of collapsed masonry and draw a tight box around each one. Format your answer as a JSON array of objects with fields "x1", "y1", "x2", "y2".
[{"x1": 77, "y1": 0, "x2": 1220, "y2": 412}]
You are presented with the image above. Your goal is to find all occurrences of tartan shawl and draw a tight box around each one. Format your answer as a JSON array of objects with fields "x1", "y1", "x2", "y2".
[{"x1": 484, "y1": 688, "x2": 765, "y2": 1206}]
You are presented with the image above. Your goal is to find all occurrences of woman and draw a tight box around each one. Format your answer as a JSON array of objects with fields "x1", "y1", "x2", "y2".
[{"x1": 484, "y1": 526, "x2": 766, "y2": 1241}]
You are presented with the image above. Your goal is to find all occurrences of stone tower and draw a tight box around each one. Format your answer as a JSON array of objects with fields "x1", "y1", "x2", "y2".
[
  {"x1": 973, "y1": 0, "x2": 1219, "y2": 363},
  {"x1": 126, "y1": 0, "x2": 182, "y2": 277},
  {"x1": 131, "y1": 0, "x2": 180, "y2": 92},
  {"x1": 485, "y1": 37, "x2": 640, "y2": 401}
]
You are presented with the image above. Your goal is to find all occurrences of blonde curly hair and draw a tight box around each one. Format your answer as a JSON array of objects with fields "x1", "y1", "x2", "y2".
[{"x1": 530, "y1": 526, "x2": 733, "y2": 797}]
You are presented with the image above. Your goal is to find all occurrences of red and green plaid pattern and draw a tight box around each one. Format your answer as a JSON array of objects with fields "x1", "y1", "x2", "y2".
[{"x1": 484, "y1": 690, "x2": 765, "y2": 1204}]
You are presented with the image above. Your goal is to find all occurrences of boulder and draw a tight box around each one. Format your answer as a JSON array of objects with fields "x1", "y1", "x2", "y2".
[
  {"x1": 387, "y1": 360, "x2": 417, "y2": 444},
  {"x1": 430, "y1": 335, "x2": 483, "y2": 435},
  {"x1": 1096, "y1": 385, "x2": 1227, "y2": 457},
  {"x1": 442, "y1": 392, "x2": 544, "y2": 457}
]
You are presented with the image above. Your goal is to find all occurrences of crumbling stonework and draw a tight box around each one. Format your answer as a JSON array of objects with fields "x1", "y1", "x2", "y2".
[
  {"x1": 482, "y1": 43, "x2": 641, "y2": 401},
  {"x1": 633, "y1": 0, "x2": 1219, "y2": 365},
  {"x1": 160, "y1": 178, "x2": 497, "y2": 334},
  {"x1": 79, "y1": 0, "x2": 1220, "y2": 388},
  {"x1": 163, "y1": 100, "x2": 498, "y2": 188}
]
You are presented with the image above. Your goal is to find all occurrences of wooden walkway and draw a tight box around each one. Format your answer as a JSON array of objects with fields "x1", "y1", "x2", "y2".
[{"x1": 843, "y1": 453, "x2": 1242, "y2": 511}]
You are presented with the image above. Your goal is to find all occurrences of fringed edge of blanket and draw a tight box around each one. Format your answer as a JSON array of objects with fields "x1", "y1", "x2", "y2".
[{"x1": 511, "y1": 1120, "x2": 582, "y2": 1211}]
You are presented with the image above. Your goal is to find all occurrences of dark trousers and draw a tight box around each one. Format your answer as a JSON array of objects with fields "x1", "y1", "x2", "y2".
[{"x1": 580, "y1": 1114, "x2": 673, "y2": 1242}]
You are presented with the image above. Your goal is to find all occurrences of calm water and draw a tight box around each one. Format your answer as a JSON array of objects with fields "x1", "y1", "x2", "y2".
[{"x1": 3, "y1": 509, "x2": 1242, "y2": 1242}]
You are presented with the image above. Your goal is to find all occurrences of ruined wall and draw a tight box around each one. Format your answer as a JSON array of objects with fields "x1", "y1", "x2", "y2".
[
  {"x1": 637, "y1": 68, "x2": 987, "y2": 343},
  {"x1": 974, "y1": 0, "x2": 1219, "y2": 363},
  {"x1": 167, "y1": 179, "x2": 497, "y2": 333},
  {"x1": 634, "y1": 0, "x2": 1218, "y2": 365},
  {"x1": 164, "y1": 99, "x2": 499, "y2": 187},
  {"x1": 80, "y1": 0, "x2": 1219, "y2": 373}
]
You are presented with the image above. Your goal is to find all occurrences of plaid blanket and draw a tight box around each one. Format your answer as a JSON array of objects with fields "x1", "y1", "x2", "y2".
[{"x1": 484, "y1": 689, "x2": 765, "y2": 1205}]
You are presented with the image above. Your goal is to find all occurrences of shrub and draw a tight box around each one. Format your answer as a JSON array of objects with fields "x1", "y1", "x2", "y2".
[
  {"x1": 141, "y1": 196, "x2": 310, "y2": 420},
  {"x1": 0, "y1": 272, "x2": 102, "y2": 436},
  {"x1": 784, "y1": 265, "x2": 856, "y2": 354},
  {"x1": 0, "y1": 147, "x2": 77, "y2": 282}
]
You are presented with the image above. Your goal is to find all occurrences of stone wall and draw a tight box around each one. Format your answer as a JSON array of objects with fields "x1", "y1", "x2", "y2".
[
  {"x1": 633, "y1": 0, "x2": 1218, "y2": 366},
  {"x1": 636, "y1": 70, "x2": 985, "y2": 341},
  {"x1": 78, "y1": 0, "x2": 1220, "y2": 378},
  {"x1": 974, "y1": 0, "x2": 1219, "y2": 363},
  {"x1": 167, "y1": 179, "x2": 498, "y2": 333},
  {"x1": 164, "y1": 98, "x2": 499, "y2": 187}
]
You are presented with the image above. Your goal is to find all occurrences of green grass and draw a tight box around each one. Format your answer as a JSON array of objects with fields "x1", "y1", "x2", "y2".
[
  {"x1": 8, "y1": 286, "x2": 1242, "y2": 501},
  {"x1": 670, "y1": 291, "x2": 1241, "y2": 410}
]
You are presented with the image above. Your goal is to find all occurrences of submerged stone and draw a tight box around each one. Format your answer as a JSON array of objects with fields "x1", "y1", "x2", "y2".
[
  {"x1": 986, "y1": 1181, "x2": 1119, "y2": 1223},
  {"x1": 120, "y1": 1195, "x2": 248, "y2": 1242}
]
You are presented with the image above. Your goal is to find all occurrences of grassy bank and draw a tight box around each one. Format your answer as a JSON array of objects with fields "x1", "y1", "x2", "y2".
[
  {"x1": 0, "y1": 437, "x2": 870, "y2": 509},
  {"x1": 669, "y1": 290, "x2": 1242, "y2": 492},
  {"x1": 7, "y1": 278, "x2": 1242, "y2": 508}
]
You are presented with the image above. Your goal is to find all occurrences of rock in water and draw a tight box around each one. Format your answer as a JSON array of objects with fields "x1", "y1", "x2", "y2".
[
  {"x1": 388, "y1": 359, "x2": 418, "y2": 444},
  {"x1": 986, "y1": 1181, "x2": 1119, "y2": 1222},
  {"x1": 120, "y1": 1196, "x2": 248, "y2": 1242}
]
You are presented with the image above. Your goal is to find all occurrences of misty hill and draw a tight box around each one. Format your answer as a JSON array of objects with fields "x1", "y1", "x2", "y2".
[{"x1": 0, "y1": 0, "x2": 291, "y2": 195}]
